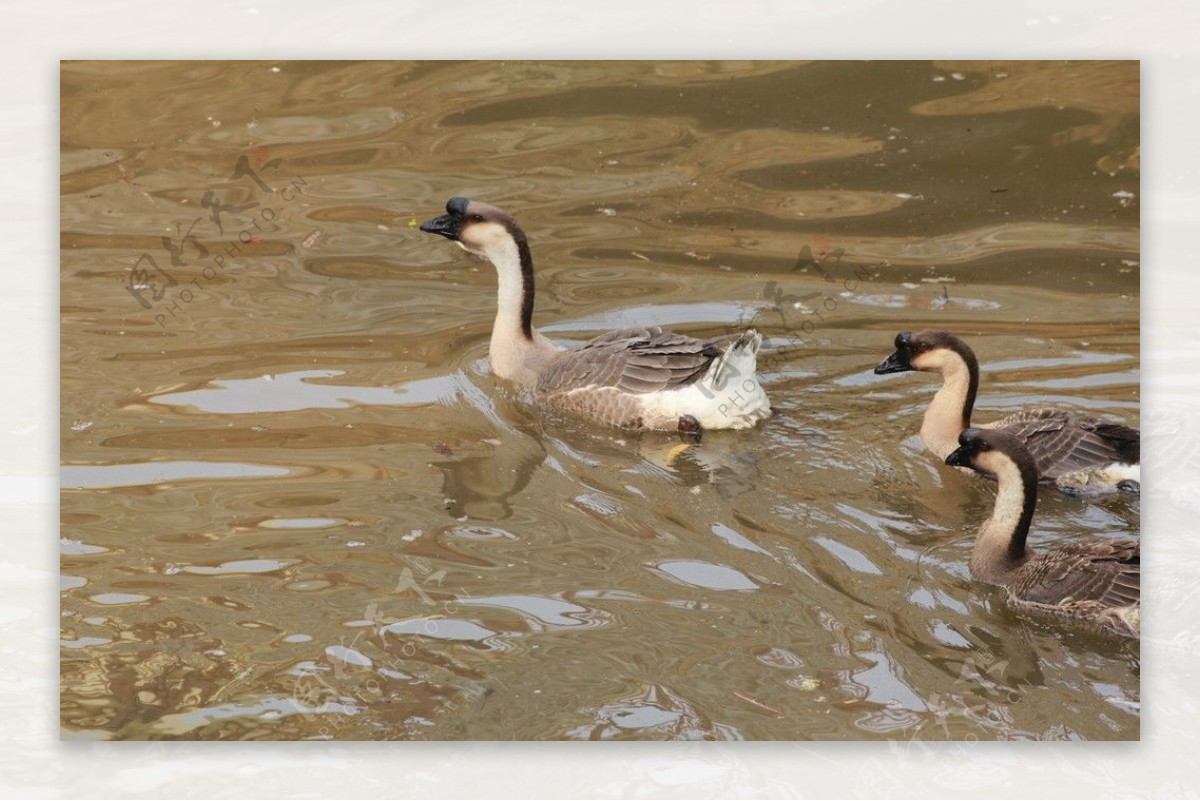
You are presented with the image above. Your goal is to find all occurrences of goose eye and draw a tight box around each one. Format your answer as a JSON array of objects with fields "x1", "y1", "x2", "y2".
[{"x1": 471, "y1": 214, "x2": 485, "y2": 222}]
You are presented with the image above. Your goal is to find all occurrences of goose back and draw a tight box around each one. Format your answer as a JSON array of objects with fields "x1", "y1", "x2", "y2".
[
  {"x1": 984, "y1": 408, "x2": 1141, "y2": 480},
  {"x1": 537, "y1": 328, "x2": 768, "y2": 430},
  {"x1": 1004, "y1": 538, "x2": 1140, "y2": 637}
]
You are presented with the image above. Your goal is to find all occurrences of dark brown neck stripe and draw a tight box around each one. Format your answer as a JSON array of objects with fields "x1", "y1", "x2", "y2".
[
  {"x1": 1007, "y1": 445, "x2": 1039, "y2": 562},
  {"x1": 501, "y1": 218, "x2": 535, "y2": 341},
  {"x1": 936, "y1": 334, "x2": 979, "y2": 427}
]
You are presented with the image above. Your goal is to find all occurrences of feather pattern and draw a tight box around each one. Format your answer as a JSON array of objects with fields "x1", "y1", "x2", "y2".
[
  {"x1": 1006, "y1": 539, "x2": 1140, "y2": 635},
  {"x1": 982, "y1": 408, "x2": 1140, "y2": 480},
  {"x1": 538, "y1": 329, "x2": 769, "y2": 429},
  {"x1": 538, "y1": 327, "x2": 728, "y2": 396}
]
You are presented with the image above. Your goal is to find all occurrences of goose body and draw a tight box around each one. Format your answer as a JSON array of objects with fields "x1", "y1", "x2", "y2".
[
  {"x1": 945, "y1": 428, "x2": 1139, "y2": 638},
  {"x1": 420, "y1": 198, "x2": 770, "y2": 431},
  {"x1": 875, "y1": 330, "x2": 1140, "y2": 494}
]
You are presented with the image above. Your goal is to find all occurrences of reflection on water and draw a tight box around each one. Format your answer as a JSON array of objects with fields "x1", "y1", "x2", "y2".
[
  {"x1": 148, "y1": 370, "x2": 464, "y2": 413},
  {"x1": 61, "y1": 60, "x2": 1139, "y2": 740}
]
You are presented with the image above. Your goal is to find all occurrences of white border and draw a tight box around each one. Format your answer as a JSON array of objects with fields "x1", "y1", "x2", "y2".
[{"x1": 9, "y1": 1, "x2": 1199, "y2": 797}]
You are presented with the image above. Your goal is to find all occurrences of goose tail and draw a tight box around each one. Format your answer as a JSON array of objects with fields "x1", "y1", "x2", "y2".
[
  {"x1": 1054, "y1": 421, "x2": 1141, "y2": 494},
  {"x1": 1095, "y1": 422, "x2": 1140, "y2": 465},
  {"x1": 698, "y1": 330, "x2": 770, "y2": 429},
  {"x1": 639, "y1": 329, "x2": 770, "y2": 431},
  {"x1": 708, "y1": 329, "x2": 763, "y2": 388}
]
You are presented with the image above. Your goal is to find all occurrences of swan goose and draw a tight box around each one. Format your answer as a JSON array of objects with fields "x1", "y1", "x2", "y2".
[
  {"x1": 419, "y1": 198, "x2": 771, "y2": 432},
  {"x1": 875, "y1": 330, "x2": 1140, "y2": 494},
  {"x1": 946, "y1": 427, "x2": 1139, "y2": 638}
]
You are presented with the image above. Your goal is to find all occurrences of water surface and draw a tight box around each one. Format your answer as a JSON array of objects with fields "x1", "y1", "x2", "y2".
[{"x1": 61, "y1": 60, "x2": 1139, "y2": 740}]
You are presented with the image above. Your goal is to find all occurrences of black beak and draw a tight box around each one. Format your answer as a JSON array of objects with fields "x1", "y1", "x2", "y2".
[
  {"x1": 419, "y1": 213, "x2": 461, "y2": 240},
  {"x1": 945, "y1": 445, "x2": 972, "y2": 468},
  {"x1": 874, "y1": 349, "x2": 912, "y2": 375}
]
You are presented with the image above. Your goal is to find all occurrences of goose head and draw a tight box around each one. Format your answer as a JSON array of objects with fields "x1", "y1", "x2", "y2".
[
  {"x1": 874, "y1": 329, "x2": 970, "y2": 375},
  {"x1": 945, "y1": 427, "x2": 1030, "y2": 479},
  {"x1": 419, "y1": 197, "x2": 525, "y2": 259},
  {"x1": 945, "y1": 427, "x2": 990, "y2": 470},
  {"x1": 946, "y1": 427, "x2": 1041, "y2": 570}
]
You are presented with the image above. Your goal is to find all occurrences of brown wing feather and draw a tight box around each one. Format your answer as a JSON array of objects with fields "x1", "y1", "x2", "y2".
[
  {"x1": 1011, "y1": 539, "x2": 1140, "y2": 610},
  {"x1": 537, "y1": 329, "x2": 734, "y2": 396},
  {"x1": 985, "y1": 408, "x2": 1140, "y2": 479},
  {"x1": 573, "y1": 326, "x2": 662, "y2": 349}
]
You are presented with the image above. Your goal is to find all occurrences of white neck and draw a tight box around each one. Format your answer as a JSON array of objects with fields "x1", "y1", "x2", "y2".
[
  {"x1": 476, "y1": 232, "x2": 559, "y2": 387},
  {"x1": 920, "y1": 352, "x2": 973, "y2": 459},
  {"x1": 969, "y1": 452, "x2": 1031, "y2": 583},
  {"x1": 483, "y1": 235, "x2": 528, "y2": 340}
]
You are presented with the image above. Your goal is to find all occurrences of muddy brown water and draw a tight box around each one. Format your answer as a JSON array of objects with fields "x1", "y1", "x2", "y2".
[{"x1": 61, "y1": 60, "x2": 1139, "y2": 740}]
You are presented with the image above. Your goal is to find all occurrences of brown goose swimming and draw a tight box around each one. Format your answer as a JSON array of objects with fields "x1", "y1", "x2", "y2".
[
  {"x1": 875, "y1": 330, "x2": 1140, "y2": 494},
  {"x1": 945, "y1": 428, "x2": 1139, "y2": 638},
  {"x1": 419, "y1": 198, "x2": 771, "y2": 432}
]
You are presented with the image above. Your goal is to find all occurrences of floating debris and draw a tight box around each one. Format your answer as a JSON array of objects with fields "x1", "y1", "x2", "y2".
[
  {"x1": 732, "y1": 691, "x2": 783, "y2": 717},
  {"x1": 930, "y1": 286, "x2": 951, "y2": 311},
  {"x1": 842, "y1": 292, "x2": 999, "y2": 312}
]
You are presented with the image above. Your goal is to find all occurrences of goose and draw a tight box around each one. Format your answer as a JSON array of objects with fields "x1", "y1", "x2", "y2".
[
  {"x1": 945, "y1": 428, "x2": 1139, "y2": 638},
  {"x1": 419, "y1": 197, "x2": 771, "y2": 432},
  {"x1": 874, "y1": 330, "x2": 1140, "y2": 494}
]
